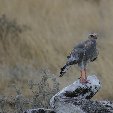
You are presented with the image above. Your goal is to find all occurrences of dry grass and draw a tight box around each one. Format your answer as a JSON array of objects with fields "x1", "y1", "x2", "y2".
[
  {"x1": 0, "y1": 0, "x2": 113, "y2": 101},
  {"x1": 0, "y1": 70, "x2": 59, "y2": 113}
]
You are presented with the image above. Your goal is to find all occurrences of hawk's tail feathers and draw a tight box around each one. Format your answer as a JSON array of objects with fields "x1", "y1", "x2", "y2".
[{"x1": 59, "y1": 64, "x2": 70, "y2": 77}]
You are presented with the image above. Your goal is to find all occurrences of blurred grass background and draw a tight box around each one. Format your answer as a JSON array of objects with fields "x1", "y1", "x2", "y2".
[{"x1": 0, "y1": 0, "x2": 113, "y2": 100}]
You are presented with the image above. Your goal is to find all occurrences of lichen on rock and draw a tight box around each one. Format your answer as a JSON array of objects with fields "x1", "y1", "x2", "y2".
[
  {"x1": 24, "y1": 75, "x2": 113, "y2": 113},
  {"x1": 50, "y1": 75, "x2": 113, "y2": 113}
]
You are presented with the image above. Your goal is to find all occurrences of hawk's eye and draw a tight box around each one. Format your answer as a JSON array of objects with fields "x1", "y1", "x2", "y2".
[{"x1": 67, "y1": 56, "x2": 70, "y2": 59}]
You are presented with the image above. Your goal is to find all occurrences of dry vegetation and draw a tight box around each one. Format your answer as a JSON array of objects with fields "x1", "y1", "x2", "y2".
[
  {"x1": 0, "y1": 69, "x2": 59, "y2": 113},
  {"x1": 0, "y1": 0, "x2": 113, "y2": 111}
]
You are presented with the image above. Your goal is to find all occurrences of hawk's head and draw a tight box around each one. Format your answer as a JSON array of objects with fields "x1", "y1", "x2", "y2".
[{"x1": 88, "y1": 33, "x2": 98, "y2": 40}]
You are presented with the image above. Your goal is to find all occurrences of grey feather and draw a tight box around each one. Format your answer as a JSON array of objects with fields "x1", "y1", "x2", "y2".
[{"x1": 60, "y1": 34, "x2": 98, "y2": 77}]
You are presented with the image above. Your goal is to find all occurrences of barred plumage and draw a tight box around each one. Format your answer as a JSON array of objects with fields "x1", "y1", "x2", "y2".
[{"x1": 60, "y1": 33, "x2": 99, "y2": 83}]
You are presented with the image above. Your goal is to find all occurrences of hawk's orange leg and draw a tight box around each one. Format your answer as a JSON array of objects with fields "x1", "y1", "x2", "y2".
[{"x1": 80, "y1": 68, "x2": 88, "y2": 83}]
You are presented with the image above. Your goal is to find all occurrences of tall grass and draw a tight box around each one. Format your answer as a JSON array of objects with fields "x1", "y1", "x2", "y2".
[{"x1": 0, "y1": 0, "x2": 113, "y2": 101}]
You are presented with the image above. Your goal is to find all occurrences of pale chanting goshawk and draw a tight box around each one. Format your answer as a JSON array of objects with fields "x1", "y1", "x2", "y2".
[{"x1": 60, "y1": 33, "x2": 99, "y2": 83}]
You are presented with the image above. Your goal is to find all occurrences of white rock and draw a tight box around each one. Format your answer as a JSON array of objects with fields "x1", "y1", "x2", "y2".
[{"x1": 50, "y1": 75, "x2": 101, "y2": 108}]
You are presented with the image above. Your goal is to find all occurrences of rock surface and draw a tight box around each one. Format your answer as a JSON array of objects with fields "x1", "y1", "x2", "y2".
[
  {"x1": 23, "y1": 108, "x2": 55, "y2": 113},
  {"x1": 50, "y1": 75, "x2": 113, "y2": 113},
  {"x1": 24, "y1": 75, "x2": 113, "y2": 113},
  {"x1": 50, "y1": 75, "x2": 101, "y2": 108}
]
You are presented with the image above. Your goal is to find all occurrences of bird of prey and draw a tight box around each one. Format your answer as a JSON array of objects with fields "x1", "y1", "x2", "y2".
[{"x1": 59, "y1": 33, "x2": 99, "y2": 83}]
